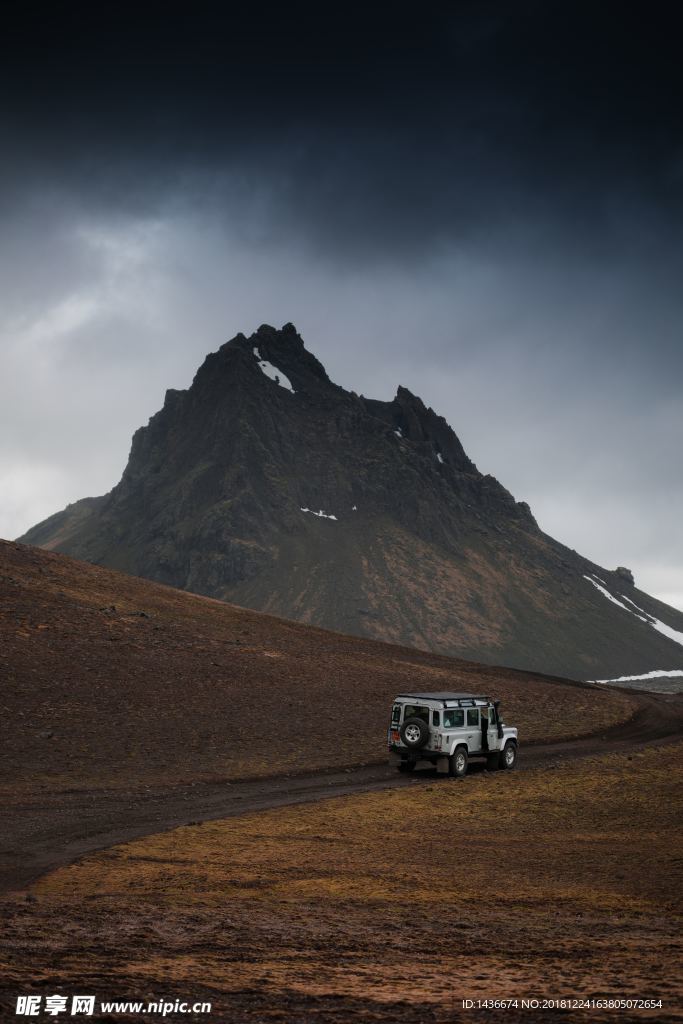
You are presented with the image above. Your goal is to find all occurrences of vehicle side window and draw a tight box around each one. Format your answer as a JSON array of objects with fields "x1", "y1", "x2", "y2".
[
  {"x1": 391, "y1": 704, "x2": 401, "y2": 726},
  {"x1": 467, "y1": 708, "x2": 479, "y2": 727},
  {"x1": 432, "y1": 710, "x2": 440, "y2": 726},
  {"x1": 489, "y1": 707, "x2": 497, "y2": 725},
  {"x1": 443, "y1": 709, "x2": 464, "y2": 728}
]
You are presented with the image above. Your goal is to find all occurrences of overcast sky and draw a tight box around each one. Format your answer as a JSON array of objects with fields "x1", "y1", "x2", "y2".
[{"x1": 2, "y1": 1, "x2": 682, "y2": 610}]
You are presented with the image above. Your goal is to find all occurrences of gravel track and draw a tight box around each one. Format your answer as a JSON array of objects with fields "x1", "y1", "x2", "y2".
[{"x1": 3, "y1": 689, "x2": 682, "y2": 895}]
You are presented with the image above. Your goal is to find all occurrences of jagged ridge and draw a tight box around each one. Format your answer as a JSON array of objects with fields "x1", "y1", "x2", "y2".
[{"x1": 19, "y1": 324, "x2": 683, "y2": 680}]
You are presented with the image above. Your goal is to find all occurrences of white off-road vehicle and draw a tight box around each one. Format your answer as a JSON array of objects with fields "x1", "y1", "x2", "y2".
[{"x1": 388, "y1": 691, "x2": 518, "y2": 777}]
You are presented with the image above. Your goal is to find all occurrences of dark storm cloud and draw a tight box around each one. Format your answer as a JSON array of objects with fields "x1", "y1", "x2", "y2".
[
  {"x1": 3, "y1": 0, "x2": 682, "y2": 255},
  {"x1": 1, "y1": 1, "x2": 682, "y2": 610}
]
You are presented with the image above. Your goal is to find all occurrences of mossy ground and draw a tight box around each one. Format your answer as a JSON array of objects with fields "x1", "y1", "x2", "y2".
[{"x1": 2, "y1": 745, "x2": 681, "y2": 1021}]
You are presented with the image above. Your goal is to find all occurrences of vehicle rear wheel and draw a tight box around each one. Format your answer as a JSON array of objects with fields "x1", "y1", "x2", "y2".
[
  {"x1": 486, "y1": 752, "x2": 500, "y2": 771},
  {"x1": 449, "y1": 747, "x2": 468, "y2": 778},
  {"x1": 398, "y1": 760, "x2": 416, "y2": 773},
  {"x1": 499, "y1": 742, "x2": 517, "y2": 770}
]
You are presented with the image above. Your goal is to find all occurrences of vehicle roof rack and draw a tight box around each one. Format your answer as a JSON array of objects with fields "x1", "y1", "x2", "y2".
[{"x1": 395, "y1": 692, "x2": 490, "y2": 704}]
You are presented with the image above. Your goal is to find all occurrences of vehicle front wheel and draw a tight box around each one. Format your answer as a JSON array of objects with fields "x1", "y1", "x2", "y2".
[
  {"x1": 449, "y1": 747, "x2": 468, "y2": 778},
  {"x1": 499, "y1": 742, "x2": 517, "y2": 770}
]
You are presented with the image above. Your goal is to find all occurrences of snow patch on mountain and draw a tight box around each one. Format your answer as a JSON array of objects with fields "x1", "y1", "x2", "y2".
[
  {"x1": 584, "y1": 574, "x2": 683, "y2": 648},
  {"x1": 641, "y1": 613, "x2": 683, "y2": 647},
  {"x1": 301, "y1": 507, "x2": 338, "y2": 521},
  {"x1": 621, "y1": 594, "x2": 649, "y2": 615},
  {"x1": 583, "y1": 575, "x2": 634, "y2": 613},
  {"x1": 590, "y1": 669, "x2": 683, "y2": 683},
  {"x1": 619, "y1": 594, "x2": 683, "y2": 645},
  {"x1": 253, "y1": 346, "x2": 295, "y2": 393}
]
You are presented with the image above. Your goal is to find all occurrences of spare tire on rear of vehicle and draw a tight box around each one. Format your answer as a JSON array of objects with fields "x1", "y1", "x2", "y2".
[{"x1": 400, "y1": 716, "x2": 430, "y2": 750}]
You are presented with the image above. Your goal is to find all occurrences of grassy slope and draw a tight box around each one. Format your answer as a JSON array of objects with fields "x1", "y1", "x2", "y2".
[
  {"x1": 1, "y1": 540, "x2": 635, "y2": 796},
  {"x1": 2, "y1": 745, "x2": 681, "y2": 1021}
]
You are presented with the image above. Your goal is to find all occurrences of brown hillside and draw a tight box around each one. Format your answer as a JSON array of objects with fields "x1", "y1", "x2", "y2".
[{"x1": 0, "y1": 540, "x2": 635, "y2": 798}]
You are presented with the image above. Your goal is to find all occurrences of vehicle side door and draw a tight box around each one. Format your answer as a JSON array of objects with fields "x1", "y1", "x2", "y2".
[
  {"x1": 487, "y1": 704, "x2": 500, "y2": 751},
  {"x1": 443, "y1": 707, "x2": 468, "y2": 753},
  {"x1": 465, "y1": 707, "x2": 482, "y2": 752}
]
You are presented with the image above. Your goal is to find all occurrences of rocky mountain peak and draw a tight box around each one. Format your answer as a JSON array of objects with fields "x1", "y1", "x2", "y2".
[
  {"x1": 250, "y1": 321, "x2": 304, "y2": 355},
  {"x1": 273, "y1": 326, "x2": 330, "y2": 386},
  {"x1": 175, "y1": 324, "x2": 330, "y2": 410},
  {"x1": 19, "y1": 322, "x2": 683, "y2": 681},
  {"x1": 219, "y1": 323, "x2": 331, "y2": 391}
]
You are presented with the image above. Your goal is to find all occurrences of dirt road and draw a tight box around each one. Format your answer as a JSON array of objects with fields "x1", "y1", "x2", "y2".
[{"x1": 3, "y1": 689, "x2": 682, "y2": 895}]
